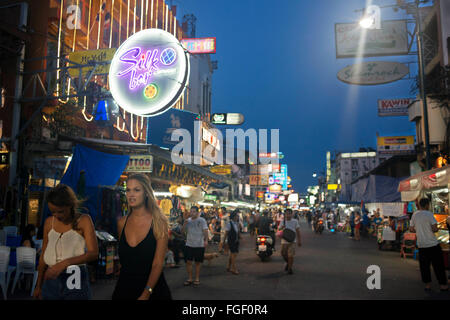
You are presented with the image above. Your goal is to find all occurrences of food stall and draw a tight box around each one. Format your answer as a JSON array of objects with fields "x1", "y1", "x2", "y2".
[{"x1": 398, "y1": 166, "x2": 450, "y2": 266}]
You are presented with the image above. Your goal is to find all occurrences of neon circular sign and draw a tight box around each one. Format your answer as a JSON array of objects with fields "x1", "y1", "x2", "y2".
[{"x1": 109, "y1": 29, "x2": 189, "y2": 117}]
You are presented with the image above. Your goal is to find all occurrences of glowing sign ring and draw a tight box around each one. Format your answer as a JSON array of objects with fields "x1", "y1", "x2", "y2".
[{"x1": 109, "y1": 29, "x2": 189, "y2": 117}]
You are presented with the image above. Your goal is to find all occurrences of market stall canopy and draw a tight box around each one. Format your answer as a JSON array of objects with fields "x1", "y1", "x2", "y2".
[
  {"x1": 349, "y1": 175, "x2": 405, "y2": 203},
  {"x1": 398, "y1": 166, "x2": 450, "y2": 201},
  {"x1": 54, "y1": 144, "x2": 130, "y2": 226}
]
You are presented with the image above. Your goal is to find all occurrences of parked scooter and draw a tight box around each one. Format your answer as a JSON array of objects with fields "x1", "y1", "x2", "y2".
[{"x1": 256, "y1": 235, "x2": 273, "y2": 261}]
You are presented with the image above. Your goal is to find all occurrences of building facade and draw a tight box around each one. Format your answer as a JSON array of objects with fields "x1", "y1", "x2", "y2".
[
  {"x1": 408, "y1": 0, "x2": 450, "y2": 170},
  {"x1": 334, "y1": 151, "x2": 390, "y2": 203},
  {"x1": 0, "y1": 0, "x2": 226, "y2": 230}
]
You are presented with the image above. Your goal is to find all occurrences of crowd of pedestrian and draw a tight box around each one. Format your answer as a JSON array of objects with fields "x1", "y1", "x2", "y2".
[
  {"x1": 25, "y1": 175, "x2": 449, "y2": 300},
  {"x1": 14, "y1": 178, "x2": 304, "y2": 302}
]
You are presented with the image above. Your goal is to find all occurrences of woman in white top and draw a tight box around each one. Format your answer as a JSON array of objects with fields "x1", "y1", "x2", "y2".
[{"x1": 33, "y1": 184, "x2": 98, "y2": 300}]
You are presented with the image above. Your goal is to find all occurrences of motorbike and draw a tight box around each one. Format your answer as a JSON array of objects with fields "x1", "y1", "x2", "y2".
[
  {"x1": 256, "y1": 235, "x2": 273, "y2": 261},
  {"x1": 327, "y1": 220, "x2": 336, "y2": 234},
  {"x1": 314, "y1": 218, "x2": 324, "y2": 234}
]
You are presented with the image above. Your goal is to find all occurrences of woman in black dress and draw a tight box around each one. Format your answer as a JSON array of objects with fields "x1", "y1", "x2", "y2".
[{"x1": 112, "y1": 174, "x2": 172, "y2": 300}]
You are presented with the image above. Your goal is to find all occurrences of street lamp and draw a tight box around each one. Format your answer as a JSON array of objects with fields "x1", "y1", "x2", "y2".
[
  {"x1": 359, "y1": 17, "x2": 375, "y2": 29},
  {"x1": 359, "y1": 0, "x2": 432, "y2": 170},
  {"x1": 359, "y1": 5, "x2": 381, "y2": 29}
]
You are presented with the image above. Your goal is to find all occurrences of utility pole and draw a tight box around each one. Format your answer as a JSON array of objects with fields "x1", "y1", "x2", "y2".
[{"x1": 414, "y1": 0, "x2": 432, "y2": 170}]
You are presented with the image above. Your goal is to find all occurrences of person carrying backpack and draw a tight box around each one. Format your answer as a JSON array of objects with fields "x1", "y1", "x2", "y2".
[{"x1": 225, "y1": 210, "x2": 241, "y2": 275}]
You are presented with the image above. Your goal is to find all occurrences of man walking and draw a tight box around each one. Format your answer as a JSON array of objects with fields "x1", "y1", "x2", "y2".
[
  {"x1": 218, "y1": 208, "x2": 230, "y2": 255},
  {"x1": 182, "y1": 206, "x2": 209, "y2": 287},
  {"x1": 278, "y1": 209, "x2": 302, "y2": 275},
  {"x1": 410, "y1": 198, "x2": 448, "y2": 292}
]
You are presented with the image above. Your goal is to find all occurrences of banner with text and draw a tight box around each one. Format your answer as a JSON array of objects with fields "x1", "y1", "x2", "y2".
[{"x1": 378, "y1": 98, "x2": 413, "y2": 117}]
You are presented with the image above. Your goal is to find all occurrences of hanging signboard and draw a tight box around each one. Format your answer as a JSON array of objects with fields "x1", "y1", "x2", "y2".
[
  {"x1": 211, "y1": 113, "x2": 244, "y2": 125},
  {"x1": 288, "y1": 193, "x2": 299, "y2": 203},
  {"x1": 378, "y1": 98, "x2": 414, "y2": 117},
  {"x1": 256, "y1": 191, "x2": 265, "y2": 199},
  {"x1": 125, "y1": 155, "x2": 153, "y2": 172},
  {"x1": 337, "y1": 61, "x2": 409, "y2": 85},
  {"x1": 377, "y1": 136, "x2": 415, "y2": 155},
  {"x1": 272, "y1": 164, "x2": 288, "y2": 190},
  {"x1": 210, "y1": 165, "x2": 232, "y2": 175},
  {"x1": 204, "y1": 194, "x2": 218, "y2": 201},
  {"x1": 109, "y1": 29, "x2": 190, "y2": 117},
  {"x1": 33, "y1": 158, "x2": 69, "y2": 179},
  {"x1": 68, "y1": 48, "x2": 117, "y2": 77},
  {"x1": 147, "y1": 108, "x2": 196, "y2": 149},
  {"x1": 269, "y1": 184, "x2": 282, "y2": 194},
  {"x1": 249, "y1": 175, "x2": 269, "y2": 186},
  {"x1": 335, "y1": 20, "x2": 408, "y2": 58},
  {"x1": 327, "y1": 184, "x2": 340, "y2": 190},
  {"x1": 181, "y1": 37, "x2": 216, "y2": 54}
]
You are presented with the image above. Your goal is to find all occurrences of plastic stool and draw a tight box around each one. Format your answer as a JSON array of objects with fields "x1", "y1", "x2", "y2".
[{"x1": 413, "y1": 249, "x2": 419, "y2": 260}]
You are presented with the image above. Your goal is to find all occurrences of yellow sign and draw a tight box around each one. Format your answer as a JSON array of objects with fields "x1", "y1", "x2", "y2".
[
  {"x1": 68, "y1": 48, "x2": 117, "y2": 78},
  {"x1": 377, "y1": 136, "x2": 415, "y2": 154},
  {"x1": 210, "y1": 165, "x2": 232, "y2": 175},
  {"x1": 327, "y1": 184, "x2": 340, "y2": 190},
  {"x1": 377, "y1": 136, "x2": 414, "y2": 146},
  {"x1": 125, "y1": 155, "x2": 153, "y2": 173}
]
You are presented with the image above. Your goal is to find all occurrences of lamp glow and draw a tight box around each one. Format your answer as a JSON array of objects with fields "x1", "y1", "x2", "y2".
[{"x1": 359, "y1": 17, "x2": 375, "y2": 29}]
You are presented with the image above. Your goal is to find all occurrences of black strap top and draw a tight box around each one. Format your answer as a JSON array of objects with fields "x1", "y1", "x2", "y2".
[{"x1": 119, "y1": 214, "x2": 157, "y2": 277}]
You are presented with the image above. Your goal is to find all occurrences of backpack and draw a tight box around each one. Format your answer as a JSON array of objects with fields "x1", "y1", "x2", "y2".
[
  {"x1": 227, "y1": 222, "x2": 238, "y2": 244},
  {"x1": 281, "y1": 218, "x2": 296, "y2": 243}
]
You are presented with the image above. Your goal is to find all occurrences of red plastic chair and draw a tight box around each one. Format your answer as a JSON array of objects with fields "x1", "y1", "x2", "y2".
[{"x1": 400, "y1": 233, "x2": 417, "y2": 259}]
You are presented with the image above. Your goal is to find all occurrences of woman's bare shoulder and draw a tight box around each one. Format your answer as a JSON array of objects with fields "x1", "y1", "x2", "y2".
[{"x1": 118, "y1": 215, "x2": 128, "y2": 224}]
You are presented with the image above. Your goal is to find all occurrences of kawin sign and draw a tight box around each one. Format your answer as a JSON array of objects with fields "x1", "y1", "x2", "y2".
[{"x1": 109, "y1": 29, "x2": 190, "y2": 117}]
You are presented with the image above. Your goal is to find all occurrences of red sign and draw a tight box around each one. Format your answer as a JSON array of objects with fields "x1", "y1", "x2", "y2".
[
  {"x1": 181, "y1": 38, "x2": 216, "y2": 54},
  {"x1": 378, "y1": 98, "x2": 413, "y2": 117}
]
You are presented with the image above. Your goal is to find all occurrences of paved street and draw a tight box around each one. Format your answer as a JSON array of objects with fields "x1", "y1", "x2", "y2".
[
  {"x1": 5, "y1": 218, "x2": 449, "y2": 301},
  {"x1": 88, "y1": 218, "x2": 449, "y2": 300}
]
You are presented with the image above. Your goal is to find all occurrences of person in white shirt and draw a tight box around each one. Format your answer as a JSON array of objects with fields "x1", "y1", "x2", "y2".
[
  {"x1": 182, "y1": 206, "x2": 208, "y2": 287},
  {"x1": 278, "y1": 209, "x2": 302, "y2": 275},
  {"x1": 410, "y1": 198, "x2": 448, "y2": 292}
]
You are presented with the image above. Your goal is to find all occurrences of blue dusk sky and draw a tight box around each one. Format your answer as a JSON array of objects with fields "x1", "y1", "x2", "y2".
[{"x1": 176, "y1": 0, "x2": 418, "y2": 193}]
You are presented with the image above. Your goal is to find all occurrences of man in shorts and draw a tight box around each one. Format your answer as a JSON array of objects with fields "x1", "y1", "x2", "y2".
[
  {"x1": 278, "y1": 209, "x2": 302, "y2": 275},
  {"x1": 182, "y1": 206, "x2": 209, "y2": 286},
  {"x1": 410, "y1": 198, "x2": 448, "y2": 291}
]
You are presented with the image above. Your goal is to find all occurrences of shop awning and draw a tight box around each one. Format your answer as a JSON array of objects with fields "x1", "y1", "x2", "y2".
[{"x1": 397, "y1": 166, "x2": 450, "y2": 201}]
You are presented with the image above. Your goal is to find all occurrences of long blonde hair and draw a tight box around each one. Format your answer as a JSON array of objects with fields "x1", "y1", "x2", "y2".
[{"x1": 126, "y1": 173, "x2": 168, "y2": 240}]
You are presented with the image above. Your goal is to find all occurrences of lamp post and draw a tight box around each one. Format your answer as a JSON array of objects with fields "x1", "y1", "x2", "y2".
[{"x1": 359, "y1": 0, "x2": 432, "y2": 169}]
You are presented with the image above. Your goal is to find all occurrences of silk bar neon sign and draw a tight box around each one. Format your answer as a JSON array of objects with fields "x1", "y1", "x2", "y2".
[
  {"x1": 109, "y1": 29, "x2": 189, "y2": 117},
  {"x1": 118, "y1": 47, "x2": 177, "y2": 90}
]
